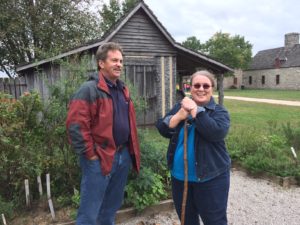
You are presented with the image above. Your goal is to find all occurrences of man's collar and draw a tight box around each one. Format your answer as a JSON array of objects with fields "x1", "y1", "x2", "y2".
[
  {"x1": 103, "y1": 76, "x2": 125, "y2": 89},
  {"x1": 103, "y1": 76, "x2": 116, "y2": 88}
]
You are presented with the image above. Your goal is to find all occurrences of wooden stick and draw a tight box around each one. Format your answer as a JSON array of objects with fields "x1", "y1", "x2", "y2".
[
  {"x1": 1, "y1": 214, "x2": 7, "y2": 225},
  {"x1": 46, "y1": 173, "x2": 51, "y2": 199},
  {"x1": 37, "y1": 175, "x2": 43, "y2": 196},
  {"x1": 25, "y1": 179, "x2": 30, "y2": 207},
  {"x1": 46, "y1": 173, "x2": 56, "y2": 220},
  {"x1": 48, "y1": 199, "x2": 56, "y2": 220},
  {"x1": 180, "y1": 120, "x2": 188, "y2": 225}
]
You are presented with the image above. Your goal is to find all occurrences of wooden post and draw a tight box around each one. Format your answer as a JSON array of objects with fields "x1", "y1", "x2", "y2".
[
  {"x1": 1, "y1": 214, "x2": 7, "y2": 225},
  {"x1": 25, "y1": 179, "x2": 30, "y2": 208},
  {"x1": 291, "y1": 147, "x2": 298, "y2": 165},
  {"x1": 46, "y1": 173, "x2": 51, "y2": 199},
  {"x1": 46, "y1": 173, "x2": 56, "y2": 220},
  {"x1": 37, "y1": 175, "x2": 43, "y2": 196},
  {"x1": 217, "y1": 73, "x2": 224, "y2": 106},
  {"x1": 180, "y1": 120, "x2": 188, "y2": 225},
  {"x1": 48, "y1": 199, "x2": 56, "y2": 220}
]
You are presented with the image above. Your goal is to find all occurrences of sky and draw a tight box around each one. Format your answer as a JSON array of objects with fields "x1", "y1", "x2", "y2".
[
  {"x1": 1, "y1": 0, "x2": 299, "y2": 77},
  {"x1": 142, "y1": 0, "x2": 300, "y2": 55}
]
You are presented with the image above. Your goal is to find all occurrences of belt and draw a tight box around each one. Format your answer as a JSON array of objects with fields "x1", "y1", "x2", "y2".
[{"x1": 116, "y1": 142, "x2": 128, "y2": 151}]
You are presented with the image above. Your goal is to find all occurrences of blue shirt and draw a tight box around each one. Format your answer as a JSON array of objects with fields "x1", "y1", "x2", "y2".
[
  {"x1": 105, "y1": 78, "x2": 130, "y2": 146},
  {"x1": 171, "y1": 119, "x2": 213, "y2": 182}
]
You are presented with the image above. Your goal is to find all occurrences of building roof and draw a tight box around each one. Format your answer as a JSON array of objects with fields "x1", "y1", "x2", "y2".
[
  {"x1": 248, "y1": 44, "x2": 300, "y2": 70},
  {"x1": 16, "y1": 0, "x2": 232, "y2": 73}
]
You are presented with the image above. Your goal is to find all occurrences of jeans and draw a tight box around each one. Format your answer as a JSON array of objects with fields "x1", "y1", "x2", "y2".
[
  {"x1": 76, "y1": 147, "x2": 131, "y2": 225},
  {"x1": 172, "y1": 170, "x2": 230, "y2": 225}
]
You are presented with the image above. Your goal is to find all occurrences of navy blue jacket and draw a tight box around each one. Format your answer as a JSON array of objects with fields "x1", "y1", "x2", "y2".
[{"x1": 156, "y1": 97, "x2": 231, "y2": 180}]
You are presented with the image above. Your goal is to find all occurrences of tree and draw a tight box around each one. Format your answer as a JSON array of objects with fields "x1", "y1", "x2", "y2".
[
  {"x1": 202, "y1": 32, "x2": 252, "y2": 70},
  {"x1": 202, "y1": 32, "x2": 252, "y2": 105},
  {"x1": 0, "y1": 0, "x2": 101, "y2": 78},
  {"x1": 99, "y1": 0, "x2": 138, "y2": 34},
  {"x1": 182, "y1": 36, "x2": 203, "y2": 52}
]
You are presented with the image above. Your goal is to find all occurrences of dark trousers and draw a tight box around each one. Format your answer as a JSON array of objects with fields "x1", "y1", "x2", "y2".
[{"x1": 172, "y1": 170, "x2": 230, "y2": 225}]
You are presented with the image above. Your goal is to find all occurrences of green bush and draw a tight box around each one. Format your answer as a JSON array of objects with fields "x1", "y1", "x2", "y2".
[
  {"x1": 282, "y1": 122, "x2": 300, "y2": 152},
  {"x1": 123, "y1": 128, "x2": 169, "y2": 210},
  {"x1": 0, "y1": 195, "x2": 14, "y2": 220},
  {"x1": 0, "y1": 92, "x2": 45, "y2": 203},
  {"x1": 227, "y1": 122, "x2": 300, "y2": 179},
  {"x1": 125, "y1": 167, "x2": 167, "y2": 211}
]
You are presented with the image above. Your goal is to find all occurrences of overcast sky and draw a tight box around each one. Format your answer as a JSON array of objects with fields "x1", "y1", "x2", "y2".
[
  {"x1": 143, "y1": 0, "x2": 299, "y2": 55},
  {"x1": 1, "y1": 0, "x2": 299, "y2": 78}
]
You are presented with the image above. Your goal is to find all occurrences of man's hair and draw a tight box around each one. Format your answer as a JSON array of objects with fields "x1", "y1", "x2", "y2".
[
  {"x1": 190, "y1": 70, "x2": 215, "y2": 87},
  {"x1": 95, "y1": 42, "x2": 123, "y2": 62}
]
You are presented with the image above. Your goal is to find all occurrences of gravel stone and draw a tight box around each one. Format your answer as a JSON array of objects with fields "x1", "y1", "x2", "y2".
[{"x1": 118, "y1": 169, "x2": 300, "y2": 225}]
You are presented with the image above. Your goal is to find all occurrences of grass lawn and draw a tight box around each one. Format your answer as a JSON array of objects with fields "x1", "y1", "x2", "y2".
[
  {"x1": 224, "y1": 99, "x2": 300, "y2": 132},
  {"x1": 143, "y1": 99, "x2": 300, "y2": 143},
  {"x1": 142, "y1": 99, "x2": 300, "y2": 178},
  {"x1": 224, "y1": 89, "x2": 300, "y2": 101}
]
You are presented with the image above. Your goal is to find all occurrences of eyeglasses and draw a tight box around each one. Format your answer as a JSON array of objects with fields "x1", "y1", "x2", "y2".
[{"x1": 192, "y1": 83, "x2": 211, "y2": 90}]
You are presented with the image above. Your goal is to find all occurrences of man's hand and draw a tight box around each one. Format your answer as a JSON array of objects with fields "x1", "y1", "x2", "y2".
[{"x1": 89, "y1": 155, "x2": 99, "y2": 160}]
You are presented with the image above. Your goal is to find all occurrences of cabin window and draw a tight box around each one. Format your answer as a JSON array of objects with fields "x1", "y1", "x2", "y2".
[
  {"x1": 249, "y1": 76, "x2": 252, "y2": 85},
  {"x1": 276, "y1": 74, "x2": 280, "y2": 85},
  {"x1": 262, "y1": 75, "x2": 265, "y2": 85}
]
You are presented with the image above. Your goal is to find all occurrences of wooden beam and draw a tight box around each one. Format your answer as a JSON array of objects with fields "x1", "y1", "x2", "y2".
[
  {"x1": 169, "y1": 56, "x2": 173, "y2": 108},
  {"x1": 161, "y1": 56, "x2": 165, "y2": 116}
]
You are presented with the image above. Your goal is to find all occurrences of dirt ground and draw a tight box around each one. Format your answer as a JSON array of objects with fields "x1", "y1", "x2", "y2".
[{"x1": 9, "y1": 204, "x2": 73, "y2": 225}]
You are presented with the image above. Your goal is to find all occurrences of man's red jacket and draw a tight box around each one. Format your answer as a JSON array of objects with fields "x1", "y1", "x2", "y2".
[{"x1": 66, "y1": 71, "x2": 140, "y2": 175}]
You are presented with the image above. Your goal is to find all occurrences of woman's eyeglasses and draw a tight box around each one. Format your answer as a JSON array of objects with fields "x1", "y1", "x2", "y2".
[{"x1": 192, "y1": 83, "x2": 211, "y2": 90}]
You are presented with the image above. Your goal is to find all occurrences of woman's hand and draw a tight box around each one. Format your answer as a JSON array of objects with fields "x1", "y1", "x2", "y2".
[
  {"x1": 169, "y1": 107, "x2": 189, "y2": 128},
  {"x1": 181, "y1": 97, "x2": 197, "y2": 113}
]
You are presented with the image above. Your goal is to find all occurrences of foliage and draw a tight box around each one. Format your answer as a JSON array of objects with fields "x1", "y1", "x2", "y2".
[
  {"x1": 0, "y1": 91, "x2": 45, "y2": 203},
  {"x1": 183, "y1": 32, "x2": 253, "y2": 70},
  {"x1": 0, "y1": 0, "x2": 100, "y2": 77},
  {"x1": 125, "y1": 79, "x2": 148, "y2": 115},
  {"x1": 125, "y1": 167, "x2": 167, "y2": 211},
  {"x1": 39, "y1": 56, "x2": 91, "y2": 196},
  {"x1": 182, "y1": 36, "x2": 203, "y2": 52},
  {"x1": 202, "y1": 32, "x2": 252, "y2": 69},
  {"x1": 0, "y1": 54, "x2": 90, "y2": 210},
  {"x1": 99, "y1": 0, "x2": 138, "y2": 34},
  {"x1": 124, "y1": 128, "x2": 169, "y2": 210},
  {"x1": 71, "y1": 188, "x2": 81, "y2": 208},
  {"x1": 0, "y1": 195, "x2": 14, "y2": 219},
  {"x1": 282, "y1": 122, "x2": 300, "y2": 151},
  {"x1": 226, "y1": 122, "x2": 300, "y2": 178}
]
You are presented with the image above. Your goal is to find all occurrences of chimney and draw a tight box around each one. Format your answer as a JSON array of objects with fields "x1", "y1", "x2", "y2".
[{"x1": 284, "y1": 33, "x2": 299, "y2": 50}]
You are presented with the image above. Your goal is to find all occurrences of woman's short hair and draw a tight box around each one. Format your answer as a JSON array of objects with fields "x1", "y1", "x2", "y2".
[{"x1": 190, "y1": 70, "x2": 215, "y2": 87}]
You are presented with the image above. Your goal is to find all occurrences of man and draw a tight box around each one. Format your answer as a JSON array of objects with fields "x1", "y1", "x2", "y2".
[{"x1": 66, "y1": 42, "x2": 140, "y2": 225}]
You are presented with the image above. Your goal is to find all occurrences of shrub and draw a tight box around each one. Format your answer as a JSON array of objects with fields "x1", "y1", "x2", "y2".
[
  {"x1": 0, "y1": 92, "x2": 45, "y2": 203},
  {"x1": 0, "y1": 195, "x2": 14, "y2": 219},
  {"x1": 125, "y1": 167, "x2": 167, "y2": 211},
  {"x1": 227, "y1": 122, "x2": 300, "y2": 179}
]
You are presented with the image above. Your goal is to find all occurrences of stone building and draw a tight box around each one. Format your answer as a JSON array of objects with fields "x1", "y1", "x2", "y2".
[{"x1": 243, "y1": 33, "x2": 300, "y2": 90}]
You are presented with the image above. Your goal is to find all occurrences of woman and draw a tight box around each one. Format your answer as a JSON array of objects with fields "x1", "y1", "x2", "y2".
[{"x1": 156, "y1": 70, "x2": 231, "y2": 225}]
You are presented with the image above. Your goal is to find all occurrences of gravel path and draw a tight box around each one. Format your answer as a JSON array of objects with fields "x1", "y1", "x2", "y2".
[{"x1": 118, "y1": 169, "x2": 300, "y2": 225}]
